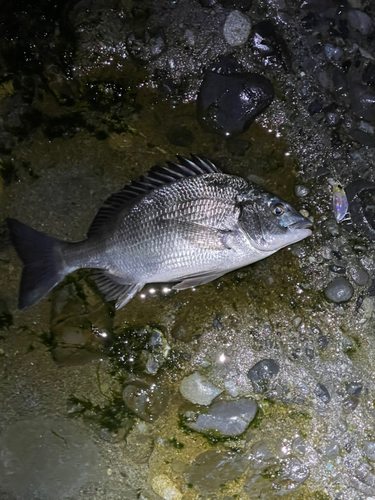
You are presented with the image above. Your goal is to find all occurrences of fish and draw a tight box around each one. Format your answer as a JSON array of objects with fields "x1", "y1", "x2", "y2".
[
  {"x1": 331, "y1": 181, "x2": 348, "y2": 223},
  {"x1": 7, "y1": 155, "x2": 312, "y2": 310}
]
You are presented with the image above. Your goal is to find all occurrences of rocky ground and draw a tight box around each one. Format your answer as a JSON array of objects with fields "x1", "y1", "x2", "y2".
[{"x1": 1, "y1": 0, "x2": 375, "y2": 499}]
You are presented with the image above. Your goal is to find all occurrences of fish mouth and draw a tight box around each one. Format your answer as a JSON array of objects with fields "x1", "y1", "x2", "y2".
[{"x1": 288, "y1": 219, "x2": 313, "y2": 230}]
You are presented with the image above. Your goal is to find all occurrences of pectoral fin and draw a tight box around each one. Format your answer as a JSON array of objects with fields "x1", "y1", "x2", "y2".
[{"x1": 171, "y1": 220, "x2": 233, "y2": 250}]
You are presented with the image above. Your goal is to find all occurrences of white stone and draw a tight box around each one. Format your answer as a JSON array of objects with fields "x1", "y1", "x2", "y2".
[
  {"x1": 151, "y1": 474, "x2": 182, "y2": 500},
  {"x1": 180, "y1": 372, "x2": 223, "y2": 405},
  {"x1": 223, "y1": 10, "x2": 251, "y2": 47}
]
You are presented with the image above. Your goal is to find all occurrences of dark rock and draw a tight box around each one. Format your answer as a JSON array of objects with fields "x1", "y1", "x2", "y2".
[
  {"x1": 213, "y1": 313, "x2": 223, "y2": 330},
  {"x1": 324, "y1": 277, "x2": 354, "y2": 303},
  {"x1": 305, "y1": 347, "x2": 315, "y2": 359},
  {"x1": 308, "y1": 101, "x2": 322, "y2": 115},
  {"x1": 314, "y1": 383, "x2": 331, "y2": 403},
  {"x1": 368, "y1": 279, "x2": 375, "y2": 296},
  {"x1": 350, "y1": 129, "x2": 375, "y2": 148},
  {"x1": 197, "y1": 64, "x2": 274, "y2": 136},
  {"x1": 317, "y1": 335, "x2": 329, "y2": 350},
  {"x1": 247, "y1": 358, "x2": 280, "y2": 393},
  {"x1": 122, "y1": 381, "x2": 169, "y2": 422},
  {"x1": 333, "y1": 70, "x2": 347, "y2": 92},
  {"x1": 348, "y1": 9, "x2": 374, "y2": 35},
  {"x1": 344, "y1": 179, "x2": 375, "y2": 240},
  {"x1": 363, "y1": 63, "x2": 375, "y2": 86},
  {"x1": 249, "y1": 21, "x2": 291, "y2": 71},
  {"x1": 166, "y1": 126, "x2": 194, "y2": 147},
  {"x1": 328, "y1": 265, "x2": 346, "y2": 274},
  {"x1": 217, "y1": 0, "x2": 252, "y2": 11},
  {"x1": 350, "y1": 84, "x2": 375, "y2": 122}
]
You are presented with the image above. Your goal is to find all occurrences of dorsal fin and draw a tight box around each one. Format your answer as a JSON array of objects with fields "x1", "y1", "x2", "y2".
[{"x1": 87, "y1": 155, "x2": 221, "y2": 237}]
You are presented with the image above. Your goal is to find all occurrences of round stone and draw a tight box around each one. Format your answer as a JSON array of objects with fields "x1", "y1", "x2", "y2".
[
  {"x1": 247, "y1": 358, "x2": 280, "y2": 393},
  {"x1": 223, "y1": 10, "x2": 251, "y2": 47},
  {"x1": 324, "y1": 277, "x2": 354, "y2": 303}
]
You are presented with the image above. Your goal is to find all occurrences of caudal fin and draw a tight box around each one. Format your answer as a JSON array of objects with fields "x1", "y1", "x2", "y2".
[{"x1": 7, "y1": 218, "x2": 67, "y2": 309}]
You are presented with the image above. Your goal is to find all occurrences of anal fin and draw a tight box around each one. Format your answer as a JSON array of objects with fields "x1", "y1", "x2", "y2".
[
  {"x1": 172, "y1": 271, "x2": 227, "y2": 291},
  {"x1": 93, "y1": 270, "x2": 144, "y2": 310}
]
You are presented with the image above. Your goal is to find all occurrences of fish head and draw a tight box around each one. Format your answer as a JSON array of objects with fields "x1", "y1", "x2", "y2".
[{"x1": 239, "y1": 187, "x2": 312, "y2": 252}]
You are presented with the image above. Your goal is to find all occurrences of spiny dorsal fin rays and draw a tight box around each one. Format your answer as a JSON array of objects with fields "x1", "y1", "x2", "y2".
[{"x1": 87, "y1": 155, "x2": 222, "y2": 237}]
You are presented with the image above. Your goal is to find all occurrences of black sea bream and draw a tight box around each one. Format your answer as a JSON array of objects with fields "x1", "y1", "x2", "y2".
[{"x1": 8, "y1": 155, "x2": 312, "y2": 310}]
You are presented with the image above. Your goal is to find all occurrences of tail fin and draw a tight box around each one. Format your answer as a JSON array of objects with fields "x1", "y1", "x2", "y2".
[{"x1": 7, "y1": 218, "x2": 67, "y2": 309}]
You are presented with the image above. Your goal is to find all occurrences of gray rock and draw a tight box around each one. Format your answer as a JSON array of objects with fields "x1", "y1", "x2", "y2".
[
  {"x1": 364, "y1": 441, "x2": 375, "y2": 461},
  {"x1": 123, "y1": 382, "x2": 169, "y2": 423},
  {"x1": 184, "y1": 398, "x2": 258, "y2": 437},
  {"x1": 0, "y1": 418, "x2": 103, "y2": 500},
  {"x1": 247, "y1": 358, "x2": 280, "y2": 392},
  {"x1": 349, "y1": 265, "x2": 369, "y2": 285},
  {"x1": 348, "y1": 9, "x2": 374, "y2": 35},
  {"x1": 326, "y1": 112, "x2": 340, "y2": 126},
  {"x1": 324, "y1": 277, "x2": 354, "y2": 303},
  {"x1": 314, "y1": 383, "x2": 331, "y2": 403},
  {"x1": 180, "y1": 372, "x2": 223, "y2": 405},
  {"x1": 223, "y1": 10, "x2": 251, "y2": 46},
  {"x1": 184, "y1": 450, "x2": 249, "y2": 494}
]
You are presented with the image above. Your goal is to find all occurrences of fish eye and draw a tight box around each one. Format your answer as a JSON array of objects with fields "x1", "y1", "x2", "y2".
[{"x1": 272, "y1": 203, "x2": 285, "y2": 216}]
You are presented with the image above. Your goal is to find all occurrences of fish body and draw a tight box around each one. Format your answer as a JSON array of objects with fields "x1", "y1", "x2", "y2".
[{"x1": 8, "y1": 155, "x2": 312, "y2": 310}]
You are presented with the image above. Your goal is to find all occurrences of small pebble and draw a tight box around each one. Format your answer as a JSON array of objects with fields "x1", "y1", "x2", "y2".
[
  {"x1": 346, "y1": 382, "x2": 362, "y2": 397},
  {"x1": 326, "y1": 112, "x2": 340, "y2": 126},
  {"x1": 324, "y1": 277, "x2": 354, "y2": 303},
  {"x1": 364, "y1": 441, "x2": 375, "y2": 461},
  {"x1": 223, "y1": 10, "x2": 251, "y2": 46},
  {"x1": 349, "y1": 265, "x2": 369, "y2": 286},
  {"x1": 295, "y1": 185, "x2": 310, "y2": 197},
  {"x1": 179, "y1": 372, "x2": 222, "y2": 405},
  {"x1": 247, "y1": 358, "x2": 280, "y2": 393},
  {"x1": 325, "y1": 43, "x2": 343, "y2": 61},
  {"x1": 314, "y1": 383, "x2": 331, "y2": 404}
]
